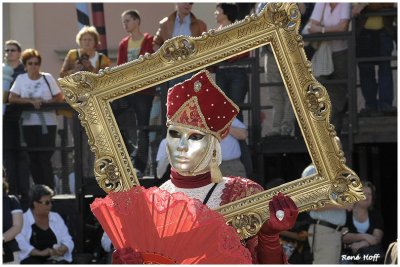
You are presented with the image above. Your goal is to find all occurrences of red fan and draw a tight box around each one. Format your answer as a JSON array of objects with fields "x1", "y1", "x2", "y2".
[{"x1": 91, "y1": 186, "x2": 252, "y2": 264}]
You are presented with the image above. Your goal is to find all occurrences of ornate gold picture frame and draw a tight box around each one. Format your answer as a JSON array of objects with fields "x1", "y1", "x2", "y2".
[{"x1": 59, "y1": 3, "x2": 364, "y2": 239}]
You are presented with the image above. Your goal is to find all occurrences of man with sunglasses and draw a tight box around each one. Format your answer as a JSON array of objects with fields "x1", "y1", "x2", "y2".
[
  {"x1": 4, "y1": 40, "x2": 25, "y2": 85},
  {"x1": 3, "y1": 40, "x2": 30, "y2": 210},
  {"x1": 153, "y1": 3, "x2": 207, "y2": 51}
]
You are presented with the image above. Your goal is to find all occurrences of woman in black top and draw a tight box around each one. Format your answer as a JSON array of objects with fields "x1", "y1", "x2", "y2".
[
  {"x1": 342, "y1": 181, "x2": 384, "y2": 263},
  {"x1": 16, "y1": 185, "x2": 74, "y2": 264},
  {"x1": 3, "y1": 169, "x2": 23, "y2": 263}
]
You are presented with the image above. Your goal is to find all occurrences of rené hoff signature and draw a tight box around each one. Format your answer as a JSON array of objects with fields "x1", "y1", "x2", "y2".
[{"x1": 341, "y1": 253, "x2": 381, "y2": 262}]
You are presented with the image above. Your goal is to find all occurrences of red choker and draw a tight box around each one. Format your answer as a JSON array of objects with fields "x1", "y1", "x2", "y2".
[{"x1": 170, "y1": 169, "x2": 212, "y2": 189}]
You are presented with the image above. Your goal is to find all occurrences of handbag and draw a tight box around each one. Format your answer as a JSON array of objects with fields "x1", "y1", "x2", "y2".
[
  {"x1": 302, "y1": 4, "x2": 334, "y2": 77},
  {"x1": 301, "y1": 22, "x2": 320, "y2": 50},
  {"x1": 301, "y1": 4, "x2": 327, "y2": 60},
  {"x1": 42, "y1": 74, "x2": 74, "y2": 118},
  {"x1": 301, "y1": 24, "x2": 318, "y2": 60},
  {"x1": 311, "y1": 41, "x2": 334, "y2": 77}
]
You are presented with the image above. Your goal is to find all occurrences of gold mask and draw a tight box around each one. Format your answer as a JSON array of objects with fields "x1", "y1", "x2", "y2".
[{"x1": 166, "y1": 124, "x2": 213, "y2": 176}]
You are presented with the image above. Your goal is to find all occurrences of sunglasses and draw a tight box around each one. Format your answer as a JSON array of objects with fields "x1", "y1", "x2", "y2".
[
  {"x1": 36, "y1": 200, "x2": 53, "y2": 206},
  {"x1": 27, "y1": 62, "x2": 40, "y2": 66},
  {"x1": 5, "y1": 49, "x2": 18, "y2": 52}
]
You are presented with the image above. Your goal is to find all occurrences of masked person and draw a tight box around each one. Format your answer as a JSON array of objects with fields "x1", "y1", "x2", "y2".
[{"x1": 113, "y1": 70, "x2": 299, "y2": 263}]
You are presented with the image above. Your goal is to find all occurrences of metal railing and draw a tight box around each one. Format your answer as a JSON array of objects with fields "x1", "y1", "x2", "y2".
[{"x1": 4, "y1": 102, "x2": 75, "y2": 194}]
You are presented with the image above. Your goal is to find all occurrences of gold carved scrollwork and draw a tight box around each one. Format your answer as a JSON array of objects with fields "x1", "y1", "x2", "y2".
[
  {"x1": 227, "y1": 212, "x2": 264, "y2": 240},
  {"x1": 330, "y1": 172, "x2": 364, "y2": 205},
  {"x1": 94, "y1": 156, "x2": 122, "y2": 193},
  {"x1": 264, "y1": 3, "x2": 300, "y2": 31},
  {"x1": 306, "y1": 83, "x2": 329, "y2": 119},
  {"x1": 58, "y1": 3, "x2": 365, "y2": 240},
  {"x1": 71, "y1": 72, "x2": 95, "y2": 90},
  {"x1": 59, "y1": 72, "x2": 96, "y2": 108},
  {"x1": 162, "y1": 37, "x2": 195, "y2": 62}
]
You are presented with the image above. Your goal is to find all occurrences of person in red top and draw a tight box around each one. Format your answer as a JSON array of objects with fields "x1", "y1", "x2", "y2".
[
  {"x1": 117, "y1": 9, "x2": 154, "y2": 65},
  {"x1": 114, "y1": 9, "x2": 155, "y2": 176}
]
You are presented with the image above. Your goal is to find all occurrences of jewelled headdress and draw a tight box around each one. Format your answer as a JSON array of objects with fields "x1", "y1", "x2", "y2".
[{"x1": 166, "y1": 70, "x2": 239, "y2": 141}]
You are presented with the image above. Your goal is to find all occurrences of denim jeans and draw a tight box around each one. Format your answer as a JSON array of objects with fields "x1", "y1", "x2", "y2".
[
  {"x1": 215, "y1": 67, "x2": 248, "y2": 120},
  {"x1": 357, "y1": 29, "x2": 394, "y2": 110},
  {"x1": 3, "y1": 109, "x2": 30, "y2": 201},
  {"x1": 264, "y1": 51, "x2": 295, "y2": 135}
]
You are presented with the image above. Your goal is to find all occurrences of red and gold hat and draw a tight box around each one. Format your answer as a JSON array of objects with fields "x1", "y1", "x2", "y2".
[{"x1": 166, "y1": 70, "x2": 239, "y2": 141}]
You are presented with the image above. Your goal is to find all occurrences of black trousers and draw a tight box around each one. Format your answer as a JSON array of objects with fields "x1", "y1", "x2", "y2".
[
  {"x1": 22, "y1": 125, "x2": 56, "y2": 189},
  {"x1": 3, "y1": 109, "x2": 30, "y2": 204},
  {"x1": 21, "y1": 256, "x2": 69, "y2": 264}
]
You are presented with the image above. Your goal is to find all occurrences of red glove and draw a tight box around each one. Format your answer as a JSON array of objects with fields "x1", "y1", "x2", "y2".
[
  {"x1": 257, "y1": 192, "x2": 298, "y2": 264},
  {"x1": 261, "y1": 192, "x2": 298, "y2": 235},
  {"x1": 112, "y1": 247, "x2": 143, "y2": 264}
]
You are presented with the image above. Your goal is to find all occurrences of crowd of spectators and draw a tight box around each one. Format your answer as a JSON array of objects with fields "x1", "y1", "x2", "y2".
[{"x1": 2, "y1": 2, "x2": 396, "y2": 264}]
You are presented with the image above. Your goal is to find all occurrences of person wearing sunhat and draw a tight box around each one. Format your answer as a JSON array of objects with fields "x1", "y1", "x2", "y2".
[{"x1": 114, "y1": 70, "x2": 299, "y2": 263}]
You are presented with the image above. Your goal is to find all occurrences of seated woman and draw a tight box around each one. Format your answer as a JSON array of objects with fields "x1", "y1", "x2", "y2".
[
  {"x1": 3, "y1": 169, "x2": 23, "y2": 264},
  {"x1": 342, "y1": 181, "x2": 385, "y2": 264},
  {"x1": 114, "y1": 70, "x2": 299, "y2": 263},
  {"x1": 16, "y1": 185, "x2": 74, "y2": 264}
]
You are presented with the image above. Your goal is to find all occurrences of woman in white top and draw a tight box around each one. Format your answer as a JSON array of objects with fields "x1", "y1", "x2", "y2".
[
  {"x1": 9, "y1": 48, "x2": 64, "y2": 189},
  {"x1": 16, "y1": 184, "x2": 74, "y2": 264},
  {"x1": 309, "y1": 3, "x2": 351, "y2": 135}
]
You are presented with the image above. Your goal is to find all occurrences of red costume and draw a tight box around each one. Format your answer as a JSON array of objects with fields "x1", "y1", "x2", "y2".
[
  {"x1": 160, "y1": 169, "x2": 291, "y2": 264},
  {"x1": 108, "y1": 70, "x2": 298, "y2": 264}
]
